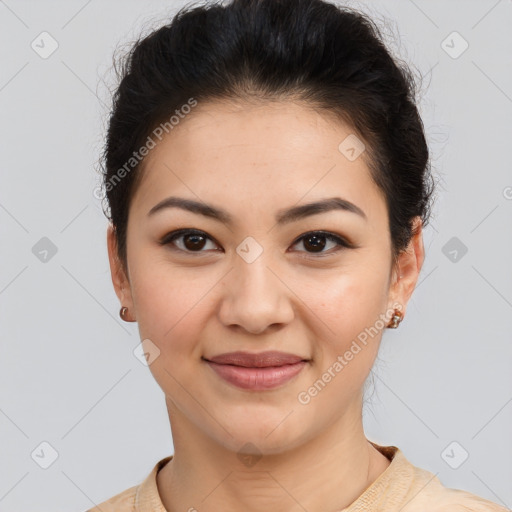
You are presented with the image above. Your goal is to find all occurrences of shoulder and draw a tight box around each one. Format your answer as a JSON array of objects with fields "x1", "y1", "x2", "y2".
[
  {"x1": 366, "y1": 443, "x2": 508, "y2": 512},
  {"x1": 84, "y1": 484, "x2": 138, "y2": 511},
  {"x1": 402, "y1": 463, "x2": 508, "y2": 512},
  {"x1": 82, "y1": 455, "x2": 172, "y2": 512}
]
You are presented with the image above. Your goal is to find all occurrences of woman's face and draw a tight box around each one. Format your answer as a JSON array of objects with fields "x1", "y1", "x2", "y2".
[{"x1": 108, "y1": 100, "x2": 423, "y2": 455}]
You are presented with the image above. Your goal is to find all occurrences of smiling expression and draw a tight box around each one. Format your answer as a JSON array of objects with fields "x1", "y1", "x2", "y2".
[{"x1": 107, "y1": 99, "x2": 418, "y2": 454}]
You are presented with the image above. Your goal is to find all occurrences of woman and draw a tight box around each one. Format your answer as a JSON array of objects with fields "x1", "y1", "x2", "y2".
[{"x1": 89, "y1": 0, "x2": 507, "y2": 510}]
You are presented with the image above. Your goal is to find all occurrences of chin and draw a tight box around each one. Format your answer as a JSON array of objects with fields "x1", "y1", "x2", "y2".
[{"x1": 215, "y1": 413, "x2": 309, "y2": 456}]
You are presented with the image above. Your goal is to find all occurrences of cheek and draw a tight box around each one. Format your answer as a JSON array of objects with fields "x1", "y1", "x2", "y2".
[
  {"x1": 129, "y1": 264, "x2": 212, "y2": 400},
  {"x1": 307, "y1": 259, "x2": 390, "y2": 371},
  {"x1": 316, "y1": 261, "x2": 390, "y2": 328},
  {"x1": 128, "y1": 258, "x2": 211, "y2": 354},
  {"x1": 303, "y1": 282, "x2": 387, "y2": 406}
]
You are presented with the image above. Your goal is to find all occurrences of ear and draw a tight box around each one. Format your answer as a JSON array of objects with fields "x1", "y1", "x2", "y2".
[
  {"x1": 387, "y1": 216, "x2": 425, "y2": 319},
  {"x1": 107, "y1": 223, "x2": 135, "y2": 321}
]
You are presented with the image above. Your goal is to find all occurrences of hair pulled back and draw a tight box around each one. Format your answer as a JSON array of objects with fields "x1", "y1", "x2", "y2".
[{"x1": 100, "y1": 0, "x2": 435, "y2": 272}]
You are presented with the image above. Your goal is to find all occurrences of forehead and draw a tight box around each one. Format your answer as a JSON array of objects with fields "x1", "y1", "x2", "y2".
[{"x1": 130, "y1": 100, "x2": 385, "y2": 224}]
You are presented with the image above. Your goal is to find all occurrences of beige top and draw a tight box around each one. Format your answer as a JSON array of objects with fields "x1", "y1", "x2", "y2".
[{"x1": 86, "y1": 443, "x2": 508, "y2": 511}]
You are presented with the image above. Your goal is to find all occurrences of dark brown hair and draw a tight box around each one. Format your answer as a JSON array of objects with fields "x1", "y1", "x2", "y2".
[{"x1": 99, "y1": 0, "x2": 435, "y2": 273}]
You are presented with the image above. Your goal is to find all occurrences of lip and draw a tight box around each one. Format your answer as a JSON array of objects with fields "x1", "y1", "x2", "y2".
[
  {"x1": 203, "y1": 351, "x2": 309, "y2": 390},
  {"x1": 206, "y1": 350, "x2": 306, "y2": 367}
]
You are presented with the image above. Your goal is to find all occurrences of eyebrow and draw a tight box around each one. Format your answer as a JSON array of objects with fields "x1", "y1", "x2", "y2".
[{"x1": 147, "y1": 196, "x2": 367, "y2": 224}]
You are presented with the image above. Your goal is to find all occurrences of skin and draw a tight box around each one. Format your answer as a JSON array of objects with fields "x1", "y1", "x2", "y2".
[{"x1": 107, "y1": 99, "x2": 424, "y2": 512}]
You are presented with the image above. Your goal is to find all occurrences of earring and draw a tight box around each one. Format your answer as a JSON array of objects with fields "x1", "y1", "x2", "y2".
[
  {"x1": 119, "y1": 306, "x2": 129, "y2": 321},
  {"x1": 388, "y1": 310, "x2": 403, "y2": 328}
]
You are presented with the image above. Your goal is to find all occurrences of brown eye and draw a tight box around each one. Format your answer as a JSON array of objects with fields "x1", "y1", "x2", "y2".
[
  {"x1": 291, "y1": 231, "x2": 351, "y2": 256},
  {"x1": 183, "y1": 233, "x2": 207, "y2": 251},
  {"x1": 302, "y1": 233, "x2": 327, "y2": 252},
  {"x1": 160, "y1": 229, "x2": 219, "y2": 253}
]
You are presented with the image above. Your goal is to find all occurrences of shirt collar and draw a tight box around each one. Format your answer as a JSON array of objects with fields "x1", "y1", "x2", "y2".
[
  {"x1": 133, "y1": 443, "x2": 407, "y2": 511},
  {"x1": 135, "y1": 455, "x2": 173, "y2": 512}
]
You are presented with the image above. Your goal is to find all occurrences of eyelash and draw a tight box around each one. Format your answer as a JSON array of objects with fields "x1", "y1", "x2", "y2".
[{"x1": 159, "y1": 228, "x2": 354, "y2": 258}]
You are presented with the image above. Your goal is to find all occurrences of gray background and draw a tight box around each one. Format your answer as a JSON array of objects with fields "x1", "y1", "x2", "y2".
[{"x1": 1, "y1": 0, "x2": 511, "y2": 510}]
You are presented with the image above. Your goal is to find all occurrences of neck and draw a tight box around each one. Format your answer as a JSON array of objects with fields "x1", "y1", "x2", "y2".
[{"x1": 157, "y1": 399, "x2": 391, "y2": 512}]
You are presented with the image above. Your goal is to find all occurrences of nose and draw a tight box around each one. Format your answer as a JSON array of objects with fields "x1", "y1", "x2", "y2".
[{"x1": 218, "y1": 250, "x2": 295, "y2": 335}]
